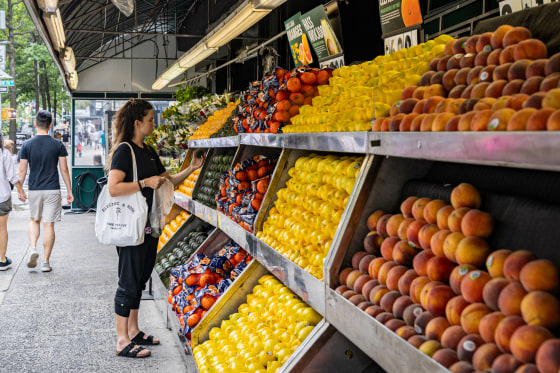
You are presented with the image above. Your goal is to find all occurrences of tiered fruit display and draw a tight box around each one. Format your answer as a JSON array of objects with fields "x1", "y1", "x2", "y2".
[
  {"x1": 232, "y1": 66, "x2": 332, "y2": 134},
  {"x1": 167, "y1": 240, "x2": 252, "y2": 340},
  {"x1": 216, "y1": 155, "x2": 278, "y2": 232},
  {"x1": 372, "y1": 25, "x2": 560, "y2": 132},
  {"x1": 189, "y1": 101, "x2": 239, "y2": 140},
  {"x1": 177, "y1": 168, "x2": 200, "y2": 197},
  {"x1": 157, "y1": 210, "x2": 191, "y2": 251},
  {"x1": 336, "y1": 183, "x2": 560, "y2": 372},
  {"x1": 194, "y1": 153, "x2": 234, "y2": 208},
  {"x1": 192, "y1": 274, "x2": 322, "y2": 373},
  {"x1": 256, "y1": 154, "x2": 363, "y2": 280},
  {"x1": 155, "y1": 225, "x2": 212, "y2": 285},
  {"x1": 283, "y1": 35, "x2": 452, "y2": 133}
]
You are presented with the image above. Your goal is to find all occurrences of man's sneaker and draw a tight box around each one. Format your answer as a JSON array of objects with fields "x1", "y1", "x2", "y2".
[
  {"x1": 41, "y1": 262, "x2": 52, "y2": 272},
  {"x1": 0, "y1": 257, "x2": 12, "y2": 271},
  {"x1": 27, "y1": 249, "x2": 39, "y2": 268}
]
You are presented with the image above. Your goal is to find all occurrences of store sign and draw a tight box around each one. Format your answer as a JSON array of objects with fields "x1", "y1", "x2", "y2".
[
  {"x1": 0, "y1": 86, "x2": 7, "y2": 93},
  {"x1": 499, "y1": 0, "x2": 554, "y2": 14},
  {"x1": 319, "y1": 54, "x2": 345, "y2": 69},
  {"x1": 300, "y1": 5, "x2": 342, "y2": 62},
  {"x1": 379, "y1": 0, "x2": 423, "y2": 35},
  {"x1": 384, "y1": 29, "x2": 418, "y2": 55},
  {"x1": 284, "y1": 12, "x2": 309, "y2": 67},
  {"x1": 1, "y1": 108, "x2": 16, "y2": 120}
]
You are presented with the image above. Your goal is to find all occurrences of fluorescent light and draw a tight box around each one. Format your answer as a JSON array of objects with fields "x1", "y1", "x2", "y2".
[
  {"x1": 177, "y1": 43, "x2": 216, "y2": 69},
  {"x1": 207, "y1": 3, "x2": 269, "y2": 48},
  {"x1": 60, "y1": 46, "x2": 75, "y2": 73},
  {"x1": 152, "y1": 78, "x2": 170, "y2": 90},
  {"x1": 42, "y1": 9, "x2": 65, "y2": 51},
  {"x1": 37, "y1": 0, "x2": 58, "y2": 12},
  {"x1": 254, "y1": 0, "x2": 287, "y2": 10},
  {"x1": 68, "y1": 71, "x2": 78, "y2": 89}
]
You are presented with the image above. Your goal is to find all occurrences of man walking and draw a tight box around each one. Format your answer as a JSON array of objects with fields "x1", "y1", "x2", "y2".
[{"x1": 18, "y1": 111, "x2": 74, "y2": 272}]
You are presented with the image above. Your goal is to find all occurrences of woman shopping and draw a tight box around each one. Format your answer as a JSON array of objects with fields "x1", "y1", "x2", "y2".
[{"x1": 106, "y1": 99, "x2": 204, "y2": 358}]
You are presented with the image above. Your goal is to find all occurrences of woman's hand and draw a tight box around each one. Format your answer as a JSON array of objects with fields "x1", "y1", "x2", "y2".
[
  {"x1": 190, "y1": 152, "x2": 205, "y2": 170},
  {"x1": 144, "y1": 175, "x2": 166, "y2": 189}
]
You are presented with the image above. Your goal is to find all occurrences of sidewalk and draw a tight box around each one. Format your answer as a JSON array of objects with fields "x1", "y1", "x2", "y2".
[{"x1": 0, "y1": 195, "x2": 190, "y2": 372}]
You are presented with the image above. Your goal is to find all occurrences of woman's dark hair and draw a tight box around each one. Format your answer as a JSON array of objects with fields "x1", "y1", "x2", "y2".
[{"x1": 106, "y1": 99, "x2": 153, "y2": 170}]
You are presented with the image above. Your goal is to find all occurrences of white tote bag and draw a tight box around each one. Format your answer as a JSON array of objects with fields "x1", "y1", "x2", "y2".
[
  {"x1": 95, "y1": 143, "x2": 148, "y2": 246},
  {"x1": 150, "y1": 178, "x2": 174, "y2": 237}
]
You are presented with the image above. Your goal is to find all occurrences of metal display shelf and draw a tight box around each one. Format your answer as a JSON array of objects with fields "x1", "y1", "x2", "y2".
[
  {"x1": 368, "y1": 132, "x2": 560, "y2": 172},
  {"x1": 188, "y1": 135, "x2": 239, "y2": 148},
  {"x1": 240, "y1": 132, "x2": 370, "y2": 153},
  {"x1": 217, "y1": 211, "x2": 258, "y2": 256},
  {"x1": 173, "y1": 191, "x2": 195, "y2": 212},
  {"x1": 172, "y1": 191, "x2": 218, "y2": 227}
]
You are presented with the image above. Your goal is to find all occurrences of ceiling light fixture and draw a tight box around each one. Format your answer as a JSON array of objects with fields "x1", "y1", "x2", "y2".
[{"x1": 60, "y1": 46, "x2": 75, "y2": 73}]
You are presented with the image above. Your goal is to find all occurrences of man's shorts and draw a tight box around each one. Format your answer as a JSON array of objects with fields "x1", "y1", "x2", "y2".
[
  {"x1": 0, "y1": 197, "x2": 12, "y2": 216},
  {"x1": 28, "y1": 190, "x2": 62, "y2": 222}
]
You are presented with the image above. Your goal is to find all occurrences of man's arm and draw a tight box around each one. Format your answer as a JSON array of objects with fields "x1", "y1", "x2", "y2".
[
  {"x1": 18, "y1": 158, "x2": 28, "y2": 186},
  {"x1": 59, "y1": 156, "x2": 74, "y2": 203}
]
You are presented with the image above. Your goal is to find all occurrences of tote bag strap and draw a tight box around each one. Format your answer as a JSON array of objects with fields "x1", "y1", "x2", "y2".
[{"x1": 120, "y1": 142, "x2": 139, "y2": 182}]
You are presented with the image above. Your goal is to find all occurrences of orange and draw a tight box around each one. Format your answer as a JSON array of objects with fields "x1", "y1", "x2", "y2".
[
  {"x1": 199, "y1": 274, "x2": 214, "y2": 287},
  {"x1": 247, "y1": 169, "x2": 258, "y2": 181},
  {"x1": 201, "y1": 294, "x2": 216, "y2": 310},
  {"x1": 187, "y1": 313, "x2": 200, "y2": 328},
  {"x1": 401, "y1": 0, "x2": 423, "y2": 27},
  {"x1": 186, "y1": 274, "x2": 199, "y2": 286},
  {"x1": 251, "y1": 199, "x2": 262, "y2": 211},
  {"x1": 286, "y1": 77, "x2": 302, "y2": 93},
  {"x1": 256, "y1": 179, "x2": 269, "y2": 194},
  {"x1": 236, "y1": 171, "x2": 248, "y2": 181}
]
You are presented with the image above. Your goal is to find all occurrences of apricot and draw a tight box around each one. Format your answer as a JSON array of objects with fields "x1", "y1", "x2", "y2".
[
  {"x1": 498, "y1": 282, "x2": 527, "y2": 316},
  {"x1": 507, "y1": 108, "x2": 537, "y2": 131},
  {"x1": 367, "y1": 257, "x2": 387, "y2": 279},
  {"x1": 446, "y1": 295, "x2": 470, "y2": 326},
  {"x1": 510, "y1": 325, "x2": 554, "y2": 363},
  {"x1": 461, "y1": 270, "x2": 491, "y2": 303},
  {"x1": 483, "y1": 277, "x2": 510, "y2": 311},
  {"x1": 412, "y1": 249, "x2": 435, "y2": 276},
  {"x1": 366, "y1": 210, "x2": 385, "y2": 231},
  {"x1": 503, "y1": 250, "x2": 537, "y2": 283},
  {"x1": 392, "y1": 240, "x2": 419, "y2": 267},
  {"x1": 400, "y1": 196, "x2": 418, "y2": 218},
  {"x1": 339, "y1": 267, "x2": 353, "y2": 286},
  {"x1": 410, "y1": 276, "x2": 431, "y2": 304},
  {"x1": 492, "y1": 353, "x2": 523, "y2": 373},
  {"x1": 443, "y1": 231, "x2": 466, "y2": 263},
  {"x1": 495, "y1": 315, "x2": 526, "y2": 353},
  {"x1": 363, "y1": 231, "x2": 383, "y2": 255},
  {"x1": 397, "y1": 218, "x2": 415, "y2": 240},
  {"x1": 514, "y1": 39, "x2": 547, "y2": 61},
  {"x1": 408, "y1": 334, "x2": 428, "y2": 348},
  {"x1": 520, "y1": 291, "x2": 560, "y2": 329},
  {"x1": 461, "y1": 302, "x2": 491, "y2": 334},
  {"x1": 426, "y1": 285, "x2": 456, "y2": 317},
  {"x1": 535, "y1": 339, "x2": 560, "y2": 373},
  {"x1": 441, "y1": 325, "x2": 468, "y2": 350},
  {"x1": 396, "y1": 325, "x2": 417, "y2": 340},
  {"x1": 418, "y1": 224, "x2": 439, "y2": 250},
  {"x1": 472, "y1": 343, "x2": 503, "y2": 371},
  {"x1": 358, "y1": 255, "x2": 376, "y2": 274},
  {"x1": 436, "y1": 205, "x2": 454, "y2": 230},
  {"x1": 397, "y1": 269, "x2": 419, "y2": 296},
  {"x1": 449, "y1": 264, "x2": 477, "y2": 294},
  {"x1": 451, "y1": 183, "x2": 481, "y2": 209},
  {"x1": 433, "y1": 348, "x2": 460, "y2": 368},
  {"x1": 457, "y1": 333, "x2": 485, "y2": 362},
  {"x1": 380, "y1": 236, "x2": 399, "y2": 261},
  {"x1": 392, "y1": 295, "x2": 414, "y2": 319},
  {"x1": 448, "y1": 207, "x2": 470, "y2": 233},
  {"x1": 377, "y1": 261, "x2": 398, "y2": 285},
  {"x1": 455, "y1": 236, "x2": 490, "y2": 267},
  {"x1": 519, "y1": 259, "x2": 559, "y2": 292},
  {"x1": 430, "y1": 229, "x2": 452, "y2": 257},
  {"x1": 426, "y1": 256, "x2": 455, "y2": 283},
  {"x1": 403, "y1": 303, "x2": 424, "y2": 326},
  {"x1": 385, "y1": 265, "x2": 408, "y2": 291},
  {"x1": 479, "y1": 311, "x2": 506, "y2": 343}
]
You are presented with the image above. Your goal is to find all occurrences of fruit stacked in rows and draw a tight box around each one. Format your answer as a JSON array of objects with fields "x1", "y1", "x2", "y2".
[
  {"x1": 189, "y1": 101, "x2": 239, "y2": 140},
  {"x1": 192, "y1": 274, "x2": 322, "y2": 373},
  {"x1": 194, "y1": 153, "x2": 234, "y2": 208},
  {"x1": 283, "y1": 35, "x2": 452, "y2": 134},
  {"x1": 157, "y1": 210, "x2": 191, "y2": 251},
  {"x1": 216, "y1": 155, "x2": 277, "y2": 232},
  {"x1": 168, "y1": 240, "x2": 252, "y2": 340},
  {"x1": 155, "y1": 225, "x2": 211, "y2": 282},
  {"x1": 256, "y1": 154, "x2": 363, "y2": 279},
  {"x1": 177, "y1": 168, "x2": 200, "y2": 197},
  {"x1": 373, "y1": 25, "x2": 560, "y2": 132},
  {"x1": 336, "y1": 182, "x2": 560, "y2": 372},
  {"x1": 232, "y1": 66, "x2": 331, "y2": 134}
]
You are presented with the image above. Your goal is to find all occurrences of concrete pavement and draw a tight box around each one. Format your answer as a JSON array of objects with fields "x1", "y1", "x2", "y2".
[{"x1": 0, "y1": 190, "x2": 191, "y2": 372}]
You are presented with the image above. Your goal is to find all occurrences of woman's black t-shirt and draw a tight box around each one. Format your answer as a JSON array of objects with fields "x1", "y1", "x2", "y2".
[{"x1": 110, "y1": 142, "x2": 166, "y2": 214}]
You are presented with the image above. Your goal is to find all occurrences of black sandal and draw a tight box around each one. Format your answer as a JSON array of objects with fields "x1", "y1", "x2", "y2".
[
  {"x1": 131, "y1": 331, "x2": 160, "y2": 345},
  {"x1": 116, "y1": 342, "x2": 150, "y2": 358}
]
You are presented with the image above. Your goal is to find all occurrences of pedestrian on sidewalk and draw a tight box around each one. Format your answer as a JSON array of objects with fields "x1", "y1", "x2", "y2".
[
  {"x1": 107, "y1": 98, "x2": 204, "y2": 358},
  {"x1": 18, "y1": 110, "x2": 74, "y2": 273},
  {"x1": 0, "y1": 134, "x2": 27, "y2": 270}
]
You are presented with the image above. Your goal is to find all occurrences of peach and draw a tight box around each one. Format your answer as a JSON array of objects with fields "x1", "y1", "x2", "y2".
[
  {"x1": 457, "y1": 333, "x2": 485, "y2": 362},
  {"x1": 476, "y1": 32, "x2": 493, "y2": 53},
  {"x1": 492, "y1": 353, "x2": 523, "y2": 373},
  {"x1": 521, "y1": 291, "x2": 560, "y2": 329},
  {"x1": 448, "y1": 85, "x2": 467, "y2": 99},
  {"x1": 425, "y1": 316, "x2": 451, "y2": 341},
  {"x1": 503, "y1": 26, "x2": 531, "y2": 47},
  {"x1": 399, "y1": 113, "x2": 419, "y2": 132},
  {"x1": 535, "y1": 339, "x2": 560, "y2": 373},
  {"x1": 483, "y1": 277, "x2": 511, "y2": 311},
  {"x1": 453, "y1": 38, "x2": 469, "y2": 55},
  {"x1": 484, "y1": 79, "x2": 507, "y2": 98},
  {"x1": 448, "y1": 207, "x2": 470, "y2": 233},
  {"x1": 358, "y1": 255, "x2": 376, "y2": 274},
  {"x1": 396, "y1": 325, "x2": 417, "y2": 340},
  {"x1": 380, "y1": 236, "x2": 399, "y2": 261},
  {"x1": 401, "y1": 85, "x2": 418, "y2": 100},
  {"x1": 458, "y1": 98, "x2": 479, "y2": 114},
  {"x1": 349, "y1": 294, "x2": 367, "y2": 306},
  {"x1": 503, "y1": 79, "x2": 525, "y2": 96},
  {"x1": 335, "y1": 285, "x2": 350, "y2": 294},
  {"x1": 526, "y1": 59, "x2": 548, "y2": 78},
  {"x1": 527, "y1": 107, "x2": 556, "y2": 130},
  {"x1": 400, "y1": 196, "x2": 418, "y2": 218},
  {"x1": 545, "y1": 52, "x2": 560, "y2": 75},
  {"x1": 388, "y1": 114, "x2": 406, "y2": 131},
  {"x1": 434, "y1": 112, "x2": 456, "y2": 132},
  {"x1": 420, "y1": 281, "x2": 444, "y2": 311},
  {"x1": 358, "y1": 301, "x2": 374, "y2": 311},
  {"x1": 487, "y1": 108, "x2": 516, "y2": 131},
  {"x1": 414, "y1": 310, "x2": 435, "y2": 335},
  {"x1": 392, "y1": 240, "x2": 419, "y2": 267},
  {"x1": 461, "y1": 302, "x2": 492, "y2": 334},
  {"x1": 413, "y1": 249, "x2": 435, "y2": 276},
  {"x1": 408, "y1": 334, "x2": 428, "y2": 348},
  {"x1": 446, "y1": 295, "x2": 471, "y2": 326},
  {"x1": 499, "y1": 44, "x2": 516, "y2": 64},
  {"x1": 445, "y1": 98, "x2": 466, "y2": 114},
  {"x1": 369, "y1": 284, "x2": 389, "y2": 305},
  {"x1": 353, "y1": 274, "x2": 373, "y2": 294},
  {"x1": 361, "y1": 279, "x2": 380, "y2": 301},
  {"x1": 339, "y1": 267, "x2": 353, "y2": 285},
  {"x1": 437, "y1": 55, "x2": 453, "y2": 72},
  {"x1": 441, "y1": 325, "x2": 468, "y2": 350},
  {"x1": 385, "y1": 318, "x2": 407, "y2": 332},
  {"x1": 352, "y1": 251, "x2": 369, "y2": 270},
  {"x1": 364, "y1": 304, "x2": 384, "y2": 318},
  {"x1": 427, "y1": 256, "x2": 455, "y2": 283},
  {"x1": 547, "y1": 109, "x2": 560, "y2": 130},
  {"x1": 449, "y1": 361, "x2": 475, "y2": 373},
  {"x1": 521, "y1": 76, "x2": 545, "y2": 95},
  {"x1": 418, "y1": 224, "x2": 439, "y2": 250},
  {"x1": 385, "y1": 214, "x2": 404, "y2": 238},
  {"x1": 488, "y1": 48, "x2": 503, "y2": 65},
  {"x1": 473, "y1": 97, "x2": 497, "y2": 111},
  {"x1": 446, "y1": 115, "x2": 462, "y2": 131},
  {"x1": 542, "y1": 88, "x2": 560, "y2": 110},
  {"x1": 346, "y1": 269, "x2": 363, "y2": 290},
  {"x1": 515, "y1": 364, "x2": 539, "y2": 373},
  {"x1": 419, "y1": 340, "x2": 443, "y2": 357},
  {"x1": 342, "y1": 289, "x2": 357, "y2": 299},
  {"x1": 436, "y1": 205, "x2": 454, "y2": 230},
  {"x1": 485, "y1": 250, "x2": 512, "y2": 278},
  {"x1": 495, "y1": 315, "x2": 526, "y2": 353},
  {"x1": 366, "y1": 210, "x2": 385, "y2": 231},
  {"x1": 419, "y1": 113, "x2": 438, "y2": 131},
  {"x1": 430, "y1": 229, "x2": 452, "y2": 257},
  {"x1": 412, "y1": 86, "x2": 427, "y2": 100},
  {"x1": 519, "y1": 259, "x2": 559, "y2": 293},
  {"x1": 371, "y1": 117, "x2": 385, "y2": 131},
  {"x1": 460, "y1": 53, "x2": 476, "y2": 69},
  {"x1": 503, "y1": 250, "x2": 537, "y2": 283},
  {"x1": 375, "y1": 311, "x2": 395, "y2": 324},
  {"x1": 368, "y1": 257, "x2": 387, "y2": 279},
  {"x1": 470, "y1": 82, "x2": 491, "y2": 99},
  {"x1": 461, "y1": 270, "x2": 491, "y2": 303},
  {"x1": 493, "y1": 62, "x2": 512, "y2": 81},
  {"x1": 467, "y1": 66, "x2": 484, "y2": 85},
  {"x1": 465, "y1": 35, "x2": 479, "y2": 54},
  {"x1": 411, "y1": 198, "x2": 431, "y2": 221},
  {"x1": 426, "y1": 285, "x2": 456, "y2": 317},
  {"x1": 460, "y1": 209, "x2": 494, "y2": 237},
  {"x1": 376, "y1": 214, "x2": 392, "y2": 237},
  {"x1": 392, "y1": 295, "x2": 414, "y2": 319},
  {"x1": 458, "y1": 112, "x2": 476, "y2": 131},
  {"x1": 403, "y1": 303, "x2": 424, "y2": 326},
  {"x1": 455, "y1": 67, "x2": 471, "y2": 85},
  {"x1": 377, "y1": 261, "x2": 398, "y2": 285},
  {"x1": 498, "y1": 282, "x2": 527, "y2": 316},
  {"x1": 455, "y1": 236, "x2": 491, "y2": 267},
  {"x1": 507, "y1": 108, "x2": 537, "y2": 130},
  {"x1": 510, "y1": 325, "x2": 554, "y2": 363},
  {"x1": 446, "y1": 54, "x2": 464, "y2": 70},
  {"x1": 397, "y1": 217, "x2": 415, "y2": 240},
  {"x1": 493, "y1": 95, "x2": 511, "y2": 110},
  {"x1": 433, "y1": 348, "x2": 460, "y2": 368},
  {"x1": 410, "y1": 276, "x2": 431, "y2": 304},
  {"x1": 479, "y1": 311, "x2": 507, "y2": 343},
  {"x1": 420, "y1": 71, "x2": 435, "y2": 86},
  {"x1": 406, "y1": 220, "x2": 427, "y2": 249},
  {"x1": 386, "y1": 265, "x2": 408, "y2": 291},
  {"x1": 435, "y1": 98, "x2": 453, "y2": 114},
  {"x1": 443, "y1": 231, "x2": 466, "y2": 263},
  {"x1": 471, "y1": 109, "x2": 495, "y2": 131},
  {"x1": 472, "y1": 343, "x2": 503, "y2": 371},
  {"x1": 540, "y1": 72, "x2": 560, "y2": 92},
  {"x1": 492, "y1": 25, "x2": 513, "y2": 49},
  {"x1": 363, "y1": 231, "x2": 383, "y2": 255},
  {"x1": 389, "y1": 102, "x2": 400, "y2": 117},
  {"x1": 398, "y1": 269, "x2": 419, "y2": 296},
  {"x1": 450, "y1": 264, "x2": 477, "y2": 294},
  {"x1": 451, "y1": 183, "x2": 481, "y2": 209},
  {"x1": 475, "y1": 50, "x2": 491, "y2": 66},
  {"x1": 423, "y1": 84, "x2": 446, "y2": 99},
  {"x1": 380, "y1": 290, "x2": 401, "y2": 313},
  {"x1": 398, "y1": 98, "x2": 420, "y2": 115},
  {"x1": 514, "y1": 39, "x2": 547, "y2": 61},
  {"x1": 509, "y1": 59, "x2": 531, "y2": 80},
  {"x1": 429, "y1": 58, "x2": 440, "y2": 72},
  {"x1": 412, "y1": 100, "x2": 427, "y2": 115}
]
